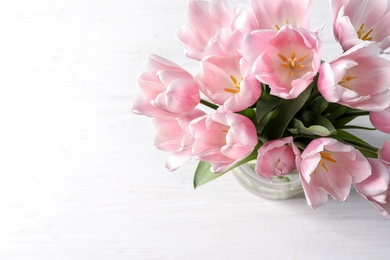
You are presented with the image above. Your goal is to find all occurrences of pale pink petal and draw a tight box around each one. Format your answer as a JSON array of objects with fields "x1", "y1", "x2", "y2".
[
  {"x1": 243, "y1": 25, "x2": 321, "y2": 99},
  {"x1": 132, "y1": 94, "x2": 176, "y2": 118},
  {"x1": 368, "y1": 198, "x2": 390, "y2": 219},
  {"x1": 250, "y1": 0, "x2": 313, "y2": 30},
  {"x1": 299, "y1": 138, "x2": 371, "y2": 207},
  {"x1": 225, "y1": 111, "x2": 258, "y2": 146},
  {"x1": 190, "y1": 111, "x2": 257, "y2": 173},
  {"x1": 379, "y1": 140, "x2": 390, "y2": 164},
  {"x1": 205, "y1": 29, "x2": 244, "y2": 58},
  {"x1": 164, "y1": 79, "x2": 200, "y2": 113},
  {"x1": 146, "y1": 54, "x2": 182, "y2": 70},
  {"x1": 151, "y1": 109, "x2": 205, "y2": 171},
  {"x1": 197, "y1": 55, "x2": 261, "y2": 112},
  {"x1": 300, "y1": 174, "x2": 329, "y2": 208},
  {"x1": 242, "y1": 30, "x2": 277, "y2": 64},
  {"x1": 355, "y1": 158, "x2": 390, "y2": 201},
  {"x1": 166, "y1": 150, "x2": 194, "y2": 171},
  {"x1": 311, "y1": 162, "x2": 352, "y2": 202},
  {"x1": 318, "y1": 42, "x2": 390, "y2": 111},
  {"x1": 256, "y1": 137, "x2": 300, "y2": 180},
  {"x1": 153, "y1": 118, "x2": 185, "y2": 152},
  {"x1": 354, "y1": 158, "x2": 390, "y2": 219},
  {"x1": 197, "y1": 55, "x2": 242, "y2": 105},
  {"x1": 232, "y1": 3, "x2": 257, "y2": 33},
  {"x1": 370, "y1": 107, "x2": 390, "y2": 134},
  {"x1": 175, "y1": 0, "x2": 233, "y2": 60},
  {"x1": 331, "y1": 0, "x2": 390, "y2": 51},
  {"x1": 133, "y1": 54, "x2": 200, "y2": 117},
  {"x1": 137, "y1": 71, "x2": 166, "y2": 100},
  {"x1": 317, "y1": 60, "x2": 357, "y2": 103}
]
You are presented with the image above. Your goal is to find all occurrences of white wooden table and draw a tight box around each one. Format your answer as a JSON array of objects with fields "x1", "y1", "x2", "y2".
[{"x1": 0, "y1": 1, "x2": 389, "y2": 259}]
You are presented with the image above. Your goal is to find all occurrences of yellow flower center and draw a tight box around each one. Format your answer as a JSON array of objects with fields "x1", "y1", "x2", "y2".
[
  {"x1": 338, "y1": 75, "x2": 358, "y2": 90},
  {"x1": 275, "y1": 19, "x2": 289, "y2": 30},
  {"x1": 356, "y1": 23, "x2": 374, "y2": 41},
  {"x1": 224, "y1": 75, "x2": 241, "y2": 94},
  {"x1": 278, "y1": 49, "x2": 309, "y2": 77},
  {"x1": 220, "y1": 128, "x2": 229, "y2": 145},
  {"x1": 317, "y1": 152, "x2": 337, "y2": 173}
]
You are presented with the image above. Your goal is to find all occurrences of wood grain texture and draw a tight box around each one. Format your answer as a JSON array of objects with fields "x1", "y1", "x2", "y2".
[{"x1": 0, "y1": 0, "x2": 389, "y2": 259}]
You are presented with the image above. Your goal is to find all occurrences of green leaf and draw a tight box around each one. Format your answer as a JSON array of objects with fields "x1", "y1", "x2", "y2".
[
  {"x1": 262, "y1": 84, "x2": 313, "y2": 139},
  {"x1": 333, "y1": 115, "x2": 359, "y2": 128},
  {"x1": 193, "y1": 161, "x2": 222, "y2": 188},
  {"x1": 325, "y1": 104, "x2": 347, "y2": 122},
  {"x1": 334, "y1": 129, "x2": 378, "y2": 158},
  {"x1": 237, "y1": 108, "x2": 256, "y2": 120},
  {"x1": 288, "y1": 118, "x2": 333, "y2": 136},
  {"x1": 255, "y1": 89, "x2": 281, "y2": 123},
  {"x1": 336, "y1": 129, "x2": 373, "y2": 146},
  {"x1": 355, "y1": 147, "x2": 379, "y2": 158},
  {"x1": 301, "y1": 111, "x2": 336, "y2": 135},
  {"x1": 308, "y1": 96, "x2": 329, "y2": 114},
  {"x1": 333, "y1": 108, "x2": 369, "y2": 128},
  {"x1": 193, "y1": 143, "x2": 262, "y2": 188}
]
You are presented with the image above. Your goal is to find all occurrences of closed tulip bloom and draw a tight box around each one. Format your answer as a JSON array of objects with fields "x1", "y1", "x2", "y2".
[
  {"x1": 300, "y1": 138, "x2": 371, "y2": 208},
  {"x1": 255, "y1": 137, "x2": 301, "y2": 181},
  {"x1": 190, "y1": 111, "x2": 258, "y2": 173},
  {"x1": 152, "y1": 109, "x2": 205, "y2": 171},
  {"x1": 243, "y1": 25, "x2": 321, "y2": 99},
  {"x1": 331, "y1": 0, "x2": 390, "y2": 52},
  {"x1": 370, "y1": 107, "x2": 390, "y2": 134},
  {"x1": 132, "y1": 55, "x2": 200, "y2": 118},
  {"x1": 318, "y1": 42, "x2": 390, "y2": 111}
]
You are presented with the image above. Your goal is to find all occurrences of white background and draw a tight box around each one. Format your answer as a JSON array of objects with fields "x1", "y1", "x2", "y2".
[{"x1": 0, "y1": 0, "x2": 389, "y2": 259}]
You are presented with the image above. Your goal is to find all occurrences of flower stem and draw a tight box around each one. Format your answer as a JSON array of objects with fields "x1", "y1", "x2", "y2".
[
  {"x1": 340, "y1": 111, "x2": 370, "y2": 118},
  {"x1": 339, "y1": 125, "x2": 376, "y2": 131},
  {"x1": 200, "y1": 99, "x2": 219, "y2": 110},
  {"x1": 344, "y1": 140, "x2": 378, "y2": 153}
]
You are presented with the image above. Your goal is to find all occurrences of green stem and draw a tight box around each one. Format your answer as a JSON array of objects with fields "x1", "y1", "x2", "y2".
[
  {"x1": 339, "y1": 111, "x2": 370, "y2": 118},
  {"x1": 200, "y1": 99, "x2": 219, "y2": 110},
  {"x1": 339, "y1": 125, "x2": 377, "y2": 131},
  {"x1": 341, "y1": 139, "x2": 378, "y2": 153},
  {"x1": 306, "y1": 89, "x2": 321, "y2": 104}
]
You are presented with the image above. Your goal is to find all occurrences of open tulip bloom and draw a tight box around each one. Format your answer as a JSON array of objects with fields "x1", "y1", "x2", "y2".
[{"x1": 132, "y1": 0, "x2": 390, "y2": 219}]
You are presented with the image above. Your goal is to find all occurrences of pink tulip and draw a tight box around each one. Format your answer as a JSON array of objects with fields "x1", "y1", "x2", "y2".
[
  {"x1": 196, "y1": 55, "x2": 261, "y2": 112},
  {"x1": 152, "y1": 109, "x2": 205, "y2": 171},
  {"x1": 354, "y1": 158, "x2": 390, "y2": 219},
  {"x1": 370, "y1": 107, "x2": 390, "y2": 134},
  {"x1": 232, "y1": 3, "x2": 258, "y2": 33},
  {"x1": 354, "y1": 141, "x2": 390, "y2": 219},
  {"x1": 132, "y1": 55, "x2": 200, "y2": 118},
  {"x1": 250, "y1": 0, "x2": 313, "y2": 31},
  {"x1": 379, "y1": 140, "x2": 390, "y2": 166},
  {"x1": 300, "y1": 138, "x2": 371, "y2": 208},
  {"x1": 318, "y1": 42, "x2": 390, "y2": 111},
  {"x1": 206, "y1": 28, "x2": 245, "y2": 59},
  {"x1": 242, "y1": 25, "x2": 321, "y2": 99},
  {"x1": 175, "y1": 0, "x2": 234, "y2": 60},
  {"x1": 190, "y1": 111, "x2": 258, "y2": 172},
  {"x1": 255, "y1": 137, "x2": 301, "y2": 181},
  {"x1": 331, "y1": 0, "x2": 390, "y2": 52}
]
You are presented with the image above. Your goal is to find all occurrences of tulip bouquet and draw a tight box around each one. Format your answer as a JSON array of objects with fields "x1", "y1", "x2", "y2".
[{"x1": 132, "y1": 0, "x2": 390, "y2": 218}]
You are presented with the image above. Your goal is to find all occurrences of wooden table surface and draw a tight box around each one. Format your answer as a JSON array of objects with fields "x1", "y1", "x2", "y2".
[{"x1": 0, "y1": 0, "x2": 389, "y2": 259}]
